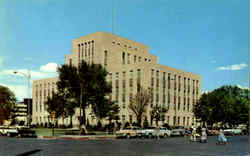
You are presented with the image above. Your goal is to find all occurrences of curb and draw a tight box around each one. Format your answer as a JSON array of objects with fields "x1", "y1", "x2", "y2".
[
  {"x1": 57, "y1": 135, "x2": 116, "y2": 141},
  {"x1": 38, "y1": 135, "x2": 57, "y2": 140}
]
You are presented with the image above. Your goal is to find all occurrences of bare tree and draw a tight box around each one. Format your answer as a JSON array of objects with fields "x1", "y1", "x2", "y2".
[{"x1": 129, "y1": 85, "x2": 152, "y2": 127}]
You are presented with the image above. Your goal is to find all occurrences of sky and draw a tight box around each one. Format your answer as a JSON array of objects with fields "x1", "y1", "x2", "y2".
[{"x1": 0, "y1": 0, "x2": 249, "y2": 101}]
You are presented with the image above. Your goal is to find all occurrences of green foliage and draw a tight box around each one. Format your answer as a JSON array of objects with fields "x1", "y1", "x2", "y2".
[
  {"x1": 124, "y1": 121, "x2": 130, "y2": 128},
  {"x1": 56, "y1": 60, "x2": 119, "y2": 126},
  {"x1": 0, "y1": 85, "x2": 17, "y2": 124},
  {"x1": 194, "y1": 85, "x2": 250, "y2": 127},
  {"x1": 45, "y1": 92, "x2": 68, "y2": 119},
  {"x1": 151, "y1": 105, "x2": 168, "y2": 126}
]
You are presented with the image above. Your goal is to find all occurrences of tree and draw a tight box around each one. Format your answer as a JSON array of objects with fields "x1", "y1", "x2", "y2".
[
  {"x1": 151, "y1": 105, "x2": 168, "y2": 127},
  {"x1": 0, "y1": 85, "x2": 16, "y2": 125},
  {"x1": 194, "y1": 85, "x2": 250, "y2": 128},
  {"x1": 56, "y1": 60, "x2": 117, "y2": 128},
  {"x1": 129, "y1": 85, "x2": 152, "y2": 127},
  {"x1": 45, "y1": 92, "x2": 66, "y2": 119}
]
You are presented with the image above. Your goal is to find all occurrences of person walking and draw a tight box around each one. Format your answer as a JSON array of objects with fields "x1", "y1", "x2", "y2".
[
  {"x1": 216, "y1": 129, "x2": 227, "y2": 145},
  {"x1": 200, "y1": 128, "x2": 207, "y2": 143}
]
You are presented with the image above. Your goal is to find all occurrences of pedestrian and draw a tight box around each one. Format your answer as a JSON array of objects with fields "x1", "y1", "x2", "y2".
[
  {"x1": 200, "y1": 128, "x2": 207, "y2": 143},
  {"x1": 190, "y1": 127, "x2": 197, "y2": 142},
  {"x1": 216, "y1": 129, "x2": 227, "y2": 145}
]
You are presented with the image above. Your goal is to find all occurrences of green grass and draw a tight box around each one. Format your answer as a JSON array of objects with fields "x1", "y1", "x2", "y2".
[{"x1": 31, "y1": 128, "x2": 113, "y2": 136}]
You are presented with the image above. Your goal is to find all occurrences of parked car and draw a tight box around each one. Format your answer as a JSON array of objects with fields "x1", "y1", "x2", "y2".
[
  {"x1": 143, "y1": 127, "x2": 158, "y2": 138},
  {"x1": 0, "y1": 126, "x2": 18, "y2": 137},
  {"x1": 116, "y1": 126, "x2": 139, "y2": 139},
  {"x1": 17, "y1": 128, "x2": 37, "y2": 138},
  {"x1": 171, "y1": 126, "x2": 185, "y2": 136},
  {"x1": 159, "y1": 127, "x2": 171, "y2": 138}
]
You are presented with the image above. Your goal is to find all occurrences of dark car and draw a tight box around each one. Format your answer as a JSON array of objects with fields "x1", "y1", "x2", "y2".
[{"x1": 18, "y1": 128, "x2": 37, "y2": 138}]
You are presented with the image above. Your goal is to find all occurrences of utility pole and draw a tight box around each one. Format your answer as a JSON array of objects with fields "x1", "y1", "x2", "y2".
[
  {"x1": 79, "y1": 85, "x2": 83, "y2": 135},
  {"x1": 14, "y1": 70, "x2": 31, "y2": 127}
]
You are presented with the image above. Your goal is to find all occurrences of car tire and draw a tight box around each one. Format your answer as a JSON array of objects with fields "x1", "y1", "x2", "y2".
[
  {"x1": 164, "y1": 134, "x2": 168, "y2": 138},
  {"x1": 148, "y1": 134, "x2": 153, "y2": 139},
  {"x1": 126, "y1": 134, "x2": 130, "y2": 139}
]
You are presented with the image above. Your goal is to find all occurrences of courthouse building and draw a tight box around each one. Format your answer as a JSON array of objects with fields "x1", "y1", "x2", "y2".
[{"x1": 32, "y1": 31, "x2": 201, "y2": 127}]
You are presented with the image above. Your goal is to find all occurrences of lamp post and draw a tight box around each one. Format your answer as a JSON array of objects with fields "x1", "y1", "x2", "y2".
[{"x1": 14, "y1": 70, "x2": 31, "y2": 127}]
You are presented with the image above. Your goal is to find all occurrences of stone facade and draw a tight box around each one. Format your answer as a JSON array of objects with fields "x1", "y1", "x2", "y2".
[{"x1": 32, "y1": 31, "x2": 201, "y2": 128}]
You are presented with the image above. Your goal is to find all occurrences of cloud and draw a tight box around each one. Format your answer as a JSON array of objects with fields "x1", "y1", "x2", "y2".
[
  {"x1": 0, "y1": 83, "x2": 29, "y2": 101},
  {"x1": 217, "y1": 63, "x2": 248, "y2": 71},
  {"x1": 0, "y1": 62, "x2": 59, "y2": 100},
  {"x1": 40, "y1": 62, "x2": 58, "y2": 72},
  {"x1": 236, "y1": 85, "x2": 250, "y2": 90}
]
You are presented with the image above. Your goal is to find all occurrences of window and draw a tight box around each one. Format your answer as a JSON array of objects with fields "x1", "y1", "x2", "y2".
[
  {"x1": 129, "y1": 115, "x2": 132, "y2": 124},
  {"x1": 139, "y1": 57, "x2": 141, "y2": 62},
  {"x1": 127, "y1": 53, "x2": 130, "y2": 64},
  {"x1": 104, "y1": 50, "x2": 108, "y2": 66},
  {"x1": 69, "y1": 59, "x2": 72, "y2": 66},
  {"x1": 156, "y1": 93, "x2": 159, "y2": 103},
  {"x1": 122, "y1": 93, "x2": 126, "y2": 102},
  {"x1": 168, "y1": 73, "x2": 171, "y2": 89},
  {"x1": 178, "y1": 96, "x2": 180, "y2": 110},
  {"x1": 122, "y1": 115, "x2": 125, "y2": 121},
  {"x1": 134, "y1": 55, "x2": 137, "y2": 63},
  {"x1": 122, "y1": 52, "x2": 125, "y2": 64}
]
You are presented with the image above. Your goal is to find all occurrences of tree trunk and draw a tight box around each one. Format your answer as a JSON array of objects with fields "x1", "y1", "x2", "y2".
[
  {"x1": 137, "y1": 116, "x2": 142, "y2": 127},
  {"x1": 70, "y1": 115, "x2": 73, "y2": 128}
]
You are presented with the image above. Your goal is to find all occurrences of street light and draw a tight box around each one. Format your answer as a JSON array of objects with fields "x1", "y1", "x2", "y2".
[{"x1": 13, "y1": 70, "x2": 31, "y2": 127}]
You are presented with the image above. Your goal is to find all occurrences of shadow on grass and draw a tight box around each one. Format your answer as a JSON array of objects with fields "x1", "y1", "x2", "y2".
[{"x1": 16, "y1": 149, "x2": 42, "y2": 156}]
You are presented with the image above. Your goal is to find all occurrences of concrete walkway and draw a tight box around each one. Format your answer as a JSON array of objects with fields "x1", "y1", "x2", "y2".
[{"x1": 39, "y1": 135, "x2": 116, "y2": 140}]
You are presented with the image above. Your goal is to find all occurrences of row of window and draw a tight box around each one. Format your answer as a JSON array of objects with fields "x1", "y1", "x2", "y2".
[
  {"x1": 112, "y1": 41, "x2": 138, "y2": 51},
  {"x1": 122, "y1": 52, "x2": 151, "y2": 65},
  {"x1": 78, "y1": 40, "x2": 95, "y2": 64},
  {"x1": 151, "y1": 70, "x2": 199, "y2": 95}
]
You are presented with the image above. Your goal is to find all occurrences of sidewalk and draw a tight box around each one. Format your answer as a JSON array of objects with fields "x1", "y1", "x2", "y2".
[{"x1": 38, "y1": 134, "x2": 116, "y2": 140}]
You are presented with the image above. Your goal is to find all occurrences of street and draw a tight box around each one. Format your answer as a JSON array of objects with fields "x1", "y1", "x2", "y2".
[{"x1": 0, "y1": 136, "x2": 248, "y2": 156}]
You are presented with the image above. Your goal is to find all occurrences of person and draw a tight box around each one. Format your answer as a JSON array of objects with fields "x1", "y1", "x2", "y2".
[
  {"x1": 190, "y1": 127, "x2": 197, "y2": 142},
  {"x1": 217, "y1": 129, "x2": 227, "y2": 145},
  {"x1": 200, "y1": 128, "x2": 207, "y2": 143}
]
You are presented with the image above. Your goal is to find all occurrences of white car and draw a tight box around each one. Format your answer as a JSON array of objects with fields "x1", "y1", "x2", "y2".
[
  {"x1": 0, "y1": 126, "x2": 18, "y2": 137},
  {"x1": 159, "y1": 127, "x2": 171, "y2": 137}
]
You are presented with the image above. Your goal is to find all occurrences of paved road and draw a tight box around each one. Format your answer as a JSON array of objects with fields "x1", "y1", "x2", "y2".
[{"x1": 0, "y1": 136, "x2": 248, "y2": 156}]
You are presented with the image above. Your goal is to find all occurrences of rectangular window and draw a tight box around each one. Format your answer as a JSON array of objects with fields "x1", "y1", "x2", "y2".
[
  {"x1": 168, "y1": 73, "x2": 171, "y2": 89},
  {"x1": 122, "y1": 115, "x2": 125, "y2": 122},
  {"x1": 134, "y1": 55, "x2": 137, "y2": 63},
  {"x1": 122, "y1": 93, "x2": 126, "y2": 102},
  {"x1": 129, "y1": 115, "x2": 132, "y2": 124},
  {"x1": 104, "y1": 50, "x2": 108, "y2": 66},
  {"x1": 127, "y1": 53, "x2": 130, "y2": 64},
  {"x1": 122, "y1": 52, "x2": 125, "y2": 64}
]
